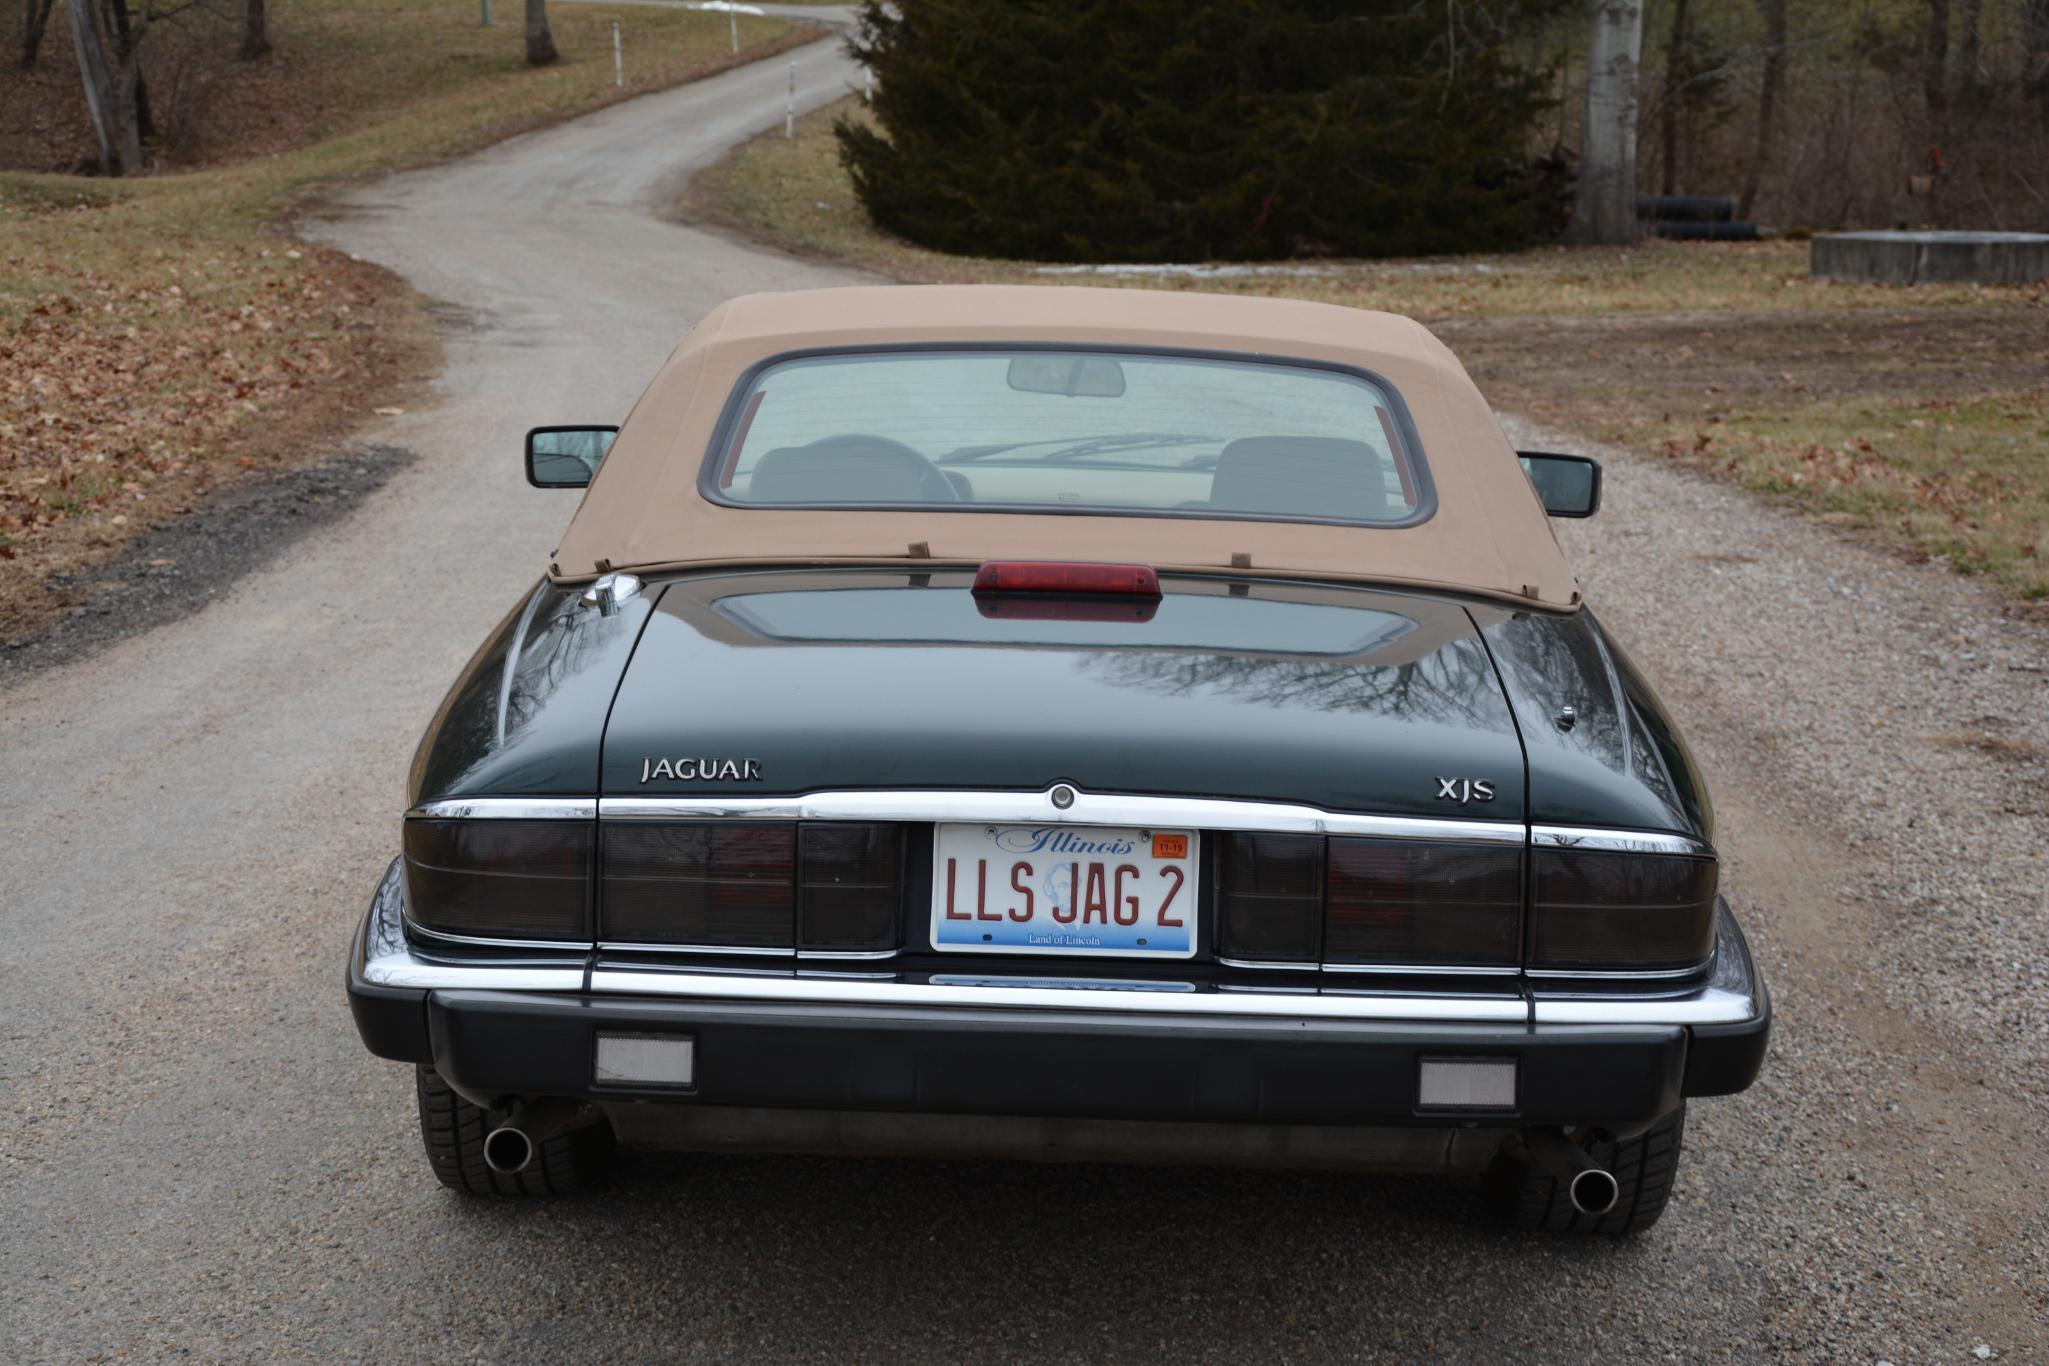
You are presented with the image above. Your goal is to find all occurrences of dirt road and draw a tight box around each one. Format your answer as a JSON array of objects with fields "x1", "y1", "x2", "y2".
[{"x1": 3, "y1": 32, "x2": 2043, "y2": 1361}]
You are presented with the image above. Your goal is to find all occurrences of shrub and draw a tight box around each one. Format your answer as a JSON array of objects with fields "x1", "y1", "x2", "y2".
[{"x1": 837, "y1": 0, "x2": 1574, "y2": 263}]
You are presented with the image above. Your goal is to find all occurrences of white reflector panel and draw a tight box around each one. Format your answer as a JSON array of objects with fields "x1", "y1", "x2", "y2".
[
  {"x1": 595, "y1": 1033, "x2": 695, "y2": 1087},
  {"x1": 1418, "y1": 1057, "x2": 1516, "y2": 1109}
]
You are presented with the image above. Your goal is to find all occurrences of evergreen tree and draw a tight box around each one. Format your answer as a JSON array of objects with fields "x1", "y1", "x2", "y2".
[{"x1": 838, "y1": 0, "x2": 1574, "y2": 262}]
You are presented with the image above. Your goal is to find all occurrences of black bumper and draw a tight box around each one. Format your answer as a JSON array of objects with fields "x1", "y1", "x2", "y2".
[{"x1": 349, "y1": 890, "x2": 1769, "y2": 1132}]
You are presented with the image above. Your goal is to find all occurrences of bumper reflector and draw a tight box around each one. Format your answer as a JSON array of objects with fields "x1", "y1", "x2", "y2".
[
  {"x1": 1417, "y1": 1056, "x2": 1516, "y2": 1110},
  {"x1": 594, "y1": 1033, "x2": 696, "y2": 1088}
]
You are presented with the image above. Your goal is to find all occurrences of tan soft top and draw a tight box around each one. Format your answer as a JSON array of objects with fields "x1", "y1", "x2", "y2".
[{"x1": 551, "y1": 285, "x2": 1579, "y2": 610}]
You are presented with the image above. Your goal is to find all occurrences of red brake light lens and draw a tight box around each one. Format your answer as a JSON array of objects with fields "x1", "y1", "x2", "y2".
[{"x1": 973, "y1": 561, "x2": 1162, "y2": 597}]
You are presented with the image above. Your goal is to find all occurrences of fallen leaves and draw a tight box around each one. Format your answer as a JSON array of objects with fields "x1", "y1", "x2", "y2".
[{"x1": 1, "y1": 205, "x2": 407, "y2": 633}]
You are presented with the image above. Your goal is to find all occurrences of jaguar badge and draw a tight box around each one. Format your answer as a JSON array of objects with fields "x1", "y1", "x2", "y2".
[
  {"x1": 1434, "y1": 777, "x2": 1496, "y2": 804},
  {"x1": 640, "y1": 756, "x2": 763, "y2": 783}
]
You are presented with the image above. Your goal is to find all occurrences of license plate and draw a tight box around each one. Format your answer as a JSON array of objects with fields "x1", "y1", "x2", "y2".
[{"x1": 931, "y1": 823, "x2": 1198, "y2": 958}]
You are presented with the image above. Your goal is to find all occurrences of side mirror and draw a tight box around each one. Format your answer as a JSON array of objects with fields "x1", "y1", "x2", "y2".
[
  {"x1": 1518, "y1": 451, "x2": 1602, "y2": 518},
  {"x1": 526, "y1": 426, "x2": 618, "y2": 488}
]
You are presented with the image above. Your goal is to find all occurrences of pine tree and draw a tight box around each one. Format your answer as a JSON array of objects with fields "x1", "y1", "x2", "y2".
[{"x1": 838, "y1": 0, "x2": 1574, "y2": 263}]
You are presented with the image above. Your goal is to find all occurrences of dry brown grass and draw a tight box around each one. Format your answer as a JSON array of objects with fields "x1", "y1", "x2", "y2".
[{"x1": 1, "y1": 0, "x2": 812, "y2": 644}]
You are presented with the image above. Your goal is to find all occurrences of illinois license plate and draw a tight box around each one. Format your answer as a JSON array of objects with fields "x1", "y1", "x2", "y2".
[{"x1": 931, "y1": 823, "x2": 1198, "y2": 959}]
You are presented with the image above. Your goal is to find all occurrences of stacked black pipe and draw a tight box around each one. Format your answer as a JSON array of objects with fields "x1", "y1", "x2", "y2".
[{"x1": 1635, "y1": 195, "x2": 1760, "y2": 241}]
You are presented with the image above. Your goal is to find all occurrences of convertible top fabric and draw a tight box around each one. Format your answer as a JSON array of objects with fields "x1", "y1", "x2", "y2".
[{"x1": 548, "y1": 286, "x2": 1580, "y2": 610}]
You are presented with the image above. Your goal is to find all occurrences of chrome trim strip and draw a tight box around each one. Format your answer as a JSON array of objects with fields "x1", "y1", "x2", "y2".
[
  {"x1": 1523, "y1": 959, "x2": 1714, "y2": 982},
  {"x1": 598, "y1": 942, "x2": 903, "y2": 961},
  {"x1": 583, "y1": 968, "x2": 1535, "y2": 1022},
  {"x1": 599, "y1": 941, "x2": 793, "y2": 957},
  {"x1": 403, "y1": 914, "x2": 595, "y2": 953},
  {"x1": 1530, "y1": 988, "x2": 1756, "y2": 1026},
  {"x1": 1323, "y1": 962, "x2": 1521, "y2": 977},
  {"x1": 1214, "y1": 956, "x2": 1318, "y2": 972},
  {"x1": 600, "y1": 787, "x2": 1525, "y2": 844},
  {"x1": 407, "y1": 797, "x2": 597, "y2": 821},
  {"x1": 1530, "y1": 825, "x2": 1712, "y2": 858}
]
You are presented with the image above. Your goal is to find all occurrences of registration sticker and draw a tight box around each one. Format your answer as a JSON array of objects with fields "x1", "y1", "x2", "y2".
[{"x1": 931, "y1": 823, "x2": 1198, "y2": 959}]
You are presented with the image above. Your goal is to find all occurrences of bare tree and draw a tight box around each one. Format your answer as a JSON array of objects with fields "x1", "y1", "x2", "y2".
[
  {"x1": 524, "y1": 0, "x2": 556, "y2": 65},
  {"x1": 1658, "y1": 0, "x2": 1691, "y2": 195},
  {"x1": 1566, "y1": 0, "x2": 1645, "y2": 244},
  {"x1": 1923, "y1": 0, "x2": 1951, "y2": 149},
  {"x1": 1735, "y1": 0, "x2": 1786, "y2": 221},
  {"x1": 21, "y1": 0, "x2": 58, "y2": 66},
  {"x1": 240, "y1": 0, "x2": 268, "y2": 60},
  {"x1": 64, "y1": 0, "x2": 138, "y2": 172}
]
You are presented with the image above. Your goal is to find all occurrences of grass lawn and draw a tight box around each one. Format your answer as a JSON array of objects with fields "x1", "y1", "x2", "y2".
[
  {"x1": 0, "y1": 0, "x2": 812, "y2": 641},
  {"x1": 691, "y1": 99, "x2": 2049, "y2": 601}
]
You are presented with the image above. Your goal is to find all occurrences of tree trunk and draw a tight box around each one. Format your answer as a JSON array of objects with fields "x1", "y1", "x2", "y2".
[
  {"x1": 2028, "y1": 0, "x2": 2049, "y2": 123},
  {"x1": 1922, "y1": 0, "x2": 1950, "y2": 151},
  {"x1": 1735, "y1": 0, "x2": 1786, "y2": 221},
  {"x1": 240, "y1": 0, "x2": 269, "y2": 60},
  {"x1": 1566, "y1": 0, "x2": 1645, "y2": 244},
  {"x1": 101, "y1": 0, "x2": 152, "y2": 143},
  {"x1": 22, "y1": 0, "x2": 57, "y2": 67},
  {"x1": 64, "y1": 0, "x2": 139, "y2": 173},
  {"x1": 524, "y1": 0, "x2": 556, "y2": 66},
  {"x1": 1659, "y1": 0, "x2": 1690, "y2": 196}
]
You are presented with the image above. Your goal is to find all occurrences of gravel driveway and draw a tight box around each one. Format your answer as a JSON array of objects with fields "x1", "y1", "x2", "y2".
[{"x1": 2, "y1": 33, "x2": 2043, "y2": 1362}]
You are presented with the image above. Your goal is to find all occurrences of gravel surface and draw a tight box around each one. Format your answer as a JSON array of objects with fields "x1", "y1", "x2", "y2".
[
  {"x1": 0, "y1": 445, "x2": 414, "y2": 687},
  {"x1": 3, "y1": 36, "x2": 2044, "y2": 1361}
]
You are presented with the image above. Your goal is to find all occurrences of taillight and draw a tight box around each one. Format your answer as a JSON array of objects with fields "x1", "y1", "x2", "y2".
[
  {"x1": 1217, "y1": 834, "x2": 1520, "y2": 970},
  {"x1": 600, "y1": 821, "x2": 902, "y2": 952},
  {"x1": 1528, "y1": 848, "x2": 1718, "y2": 972},
  {"x1": 603, "y1": 822, "x2": 796, "y2": 947},
  {"x1": 797, "y1": 823, "x2": 901, "y2": 949},
  {"x1": 1215, "y1": 833, "x2": 1323, "y2": 962},
  {"x1": 1324, "y1": 838, "x2": 1521, "y2": 968},
  {"x1": 402, "y1": 818, "x2": 591, "y2": 941}
]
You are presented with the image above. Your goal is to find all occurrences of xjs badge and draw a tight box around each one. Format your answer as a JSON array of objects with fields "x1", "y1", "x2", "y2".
[
  {"x1": 640, "y1": 756, "x2": 763, "y2": 783},
  {"x1": 1435, "y1": 777, "x2": 1496, "y2": 804}
]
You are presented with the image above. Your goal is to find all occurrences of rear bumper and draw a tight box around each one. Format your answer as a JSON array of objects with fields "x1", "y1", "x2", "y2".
[{"x1": 349, "y1": 860, "x2": 1768, "y2": 1132}]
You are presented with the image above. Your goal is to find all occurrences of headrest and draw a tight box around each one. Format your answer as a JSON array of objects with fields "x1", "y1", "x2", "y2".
[
  {"x1": 746, "y1": 435, "x2": 956, "y2": 504},
  {"x1": 1208, "y1": 436, "x2": 1392, "y2": 522}
]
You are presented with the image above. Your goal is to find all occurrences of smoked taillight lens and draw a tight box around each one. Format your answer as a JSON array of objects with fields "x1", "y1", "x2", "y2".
[
  {"x1": 1528, "y1": 849, "x2": 1718, "y2": 972},
  {"x1": 599, "y1": 821, "x2": 902, "y2": 951},
  {"x1": 1216, "y1": 833, "x2": 1323, "y2": 962},
  {"x1": 1323, "y1": 838, "x2": 1522, "y2": 968},
  {"x1": 797, "y1": 823, "x2": 902, "y2": 950},
  {"x1": 402, "y1": 818, "x2": 591, "y2": 941},
  {"x1": 602, "y1": 822, "x2": 796, "y2": 947}
]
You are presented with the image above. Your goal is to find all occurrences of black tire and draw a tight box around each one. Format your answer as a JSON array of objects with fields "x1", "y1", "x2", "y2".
[
  {"x1": 1487, "y1": 1104, "x2": 1687, "y2": 1235},
  {"x1": 414, "y1": 1066, "x2": 613, "y2": 1196}
]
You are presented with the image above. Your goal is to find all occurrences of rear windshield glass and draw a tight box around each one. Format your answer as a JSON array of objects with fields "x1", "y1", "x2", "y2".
[
  {"x1": 707, "y1": 350, "x2": 1426, "y2": 525},
  {"x1": 712, "y1": 587, "x2": 1418, "y2": 656}
]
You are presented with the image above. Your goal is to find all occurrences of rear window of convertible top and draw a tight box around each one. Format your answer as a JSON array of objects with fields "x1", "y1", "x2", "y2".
[{"x1": 704, "y1": 349, "x2": 1427, "y2": 526}]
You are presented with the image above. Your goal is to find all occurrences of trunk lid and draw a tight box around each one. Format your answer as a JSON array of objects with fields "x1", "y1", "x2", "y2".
[{"x1": 601, "y1": 568, "x2": 1525, "y2": 821}]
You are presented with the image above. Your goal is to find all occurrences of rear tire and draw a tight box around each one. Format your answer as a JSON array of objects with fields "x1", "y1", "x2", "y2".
[
  {"x1": 414, "y1": 1066, "x2": 613, "y2": 1196},
  {"x1": 1487, "y1": 1104, "x2": 1686, "y2": 1235}
]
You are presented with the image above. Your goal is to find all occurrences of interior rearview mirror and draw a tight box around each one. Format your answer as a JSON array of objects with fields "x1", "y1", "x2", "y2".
[
  {"x1": 526, "y1": 426, "x2": 618, "y2": 488},
  {"x1": 1007, "y1": 355, "x2": 1126, "y2": 398},
  {"x1": 1518, "y1": 451, "x2": 1602, "y2": 518}
]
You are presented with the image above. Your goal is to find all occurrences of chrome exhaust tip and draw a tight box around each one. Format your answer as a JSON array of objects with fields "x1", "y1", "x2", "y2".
[
  {"x1": 483, "y1": 1126, "x2": 535, "y2": 1175},
  {"x1": 1520, "y1": 1127, "x2": 1620, "y2": 1217},
  {"x1": 1568, "y1": 1166, "x2": 1620, "y2": 1216}
]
